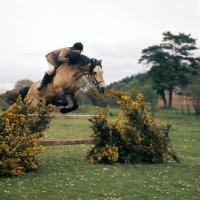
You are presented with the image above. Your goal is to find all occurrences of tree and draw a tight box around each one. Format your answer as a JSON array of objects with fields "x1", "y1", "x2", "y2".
[
  {"x1": 186, "y1": 84, "x2": 200, "y2": 115},
  {"x1": 15, "y1": 79, "x2": 34, "y2": 89},
  {"x1": 161, "y1": 32, "x2": 199, "y2": 107},
  {"x1": 139, "y1": 46, "x2": 171, "y2": 107},
  {"x1": 139, "y1": 32, "x2": 200, "y2": 108},
  {"x1": 184, "y1": 61, "x2": 200, "y2": 115},
  {"x1": 108, "y1": 82, "x2": 129, "y2": 92}
]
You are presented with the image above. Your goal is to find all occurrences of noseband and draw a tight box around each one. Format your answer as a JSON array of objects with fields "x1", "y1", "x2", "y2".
[{"x1": 90, "y1": 73, "x2": 104, "y2": 88}]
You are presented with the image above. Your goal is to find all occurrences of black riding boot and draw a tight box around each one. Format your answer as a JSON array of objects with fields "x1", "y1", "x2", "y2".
[{"x1": 37, "y1": 72, "x2": 52, "y2": 91}]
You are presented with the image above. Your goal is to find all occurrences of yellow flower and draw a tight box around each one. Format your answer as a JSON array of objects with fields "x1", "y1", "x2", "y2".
[{"x1": 136, "y1": 93, "x2": 144, "y2": 101}]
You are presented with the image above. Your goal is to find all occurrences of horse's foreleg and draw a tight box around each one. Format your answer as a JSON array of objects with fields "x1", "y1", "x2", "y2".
[
  {"x1": 51, "y1": 97, "x2": 68, "y2": 107},
  {"x1": 54, "y1": 87, "x2": 68, "y2": 106},
  {"x1": 60, "y1": 96, "x2": 78, "y2": 114},
  {"x1": 72, "y1": 97, "x2": 78, "y2": 110}
]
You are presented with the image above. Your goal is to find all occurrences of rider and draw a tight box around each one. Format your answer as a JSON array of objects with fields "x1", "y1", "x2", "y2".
[{"x1": 37, "y1": 42, "x2": 84, "y2": 91}]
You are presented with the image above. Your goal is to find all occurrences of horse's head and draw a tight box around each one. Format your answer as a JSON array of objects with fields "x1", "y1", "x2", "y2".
[{"x1": 88, "y1": 59, "x2": 106, "y2": 93}]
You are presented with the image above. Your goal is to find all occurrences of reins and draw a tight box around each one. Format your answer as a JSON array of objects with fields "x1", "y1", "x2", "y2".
[{"x1": 75, "y1": 63, "x2": 103, "y2": 88}]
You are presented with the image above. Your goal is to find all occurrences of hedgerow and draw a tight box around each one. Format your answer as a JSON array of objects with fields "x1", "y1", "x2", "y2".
[
  {"x1": 86, "y1": 94, "x2": 180, "y2": 164},
  {"x1": 0, "y1": 95, "x2": 53, "y2": 176}
]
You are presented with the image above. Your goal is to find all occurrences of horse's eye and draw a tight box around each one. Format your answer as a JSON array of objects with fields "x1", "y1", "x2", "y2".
[{"x1": 93, "y1": 72, "x2": 97, "y2": 75}]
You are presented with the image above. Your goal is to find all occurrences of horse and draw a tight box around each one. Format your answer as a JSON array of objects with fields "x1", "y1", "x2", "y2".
[{"x1": 19, "y1": 54, "x2": 106, "y2": 114}]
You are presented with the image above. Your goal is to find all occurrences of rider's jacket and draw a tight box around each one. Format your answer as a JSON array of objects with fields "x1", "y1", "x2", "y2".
[{"x1": 45, "y1": 47, "x2": 72, "y2": 67}]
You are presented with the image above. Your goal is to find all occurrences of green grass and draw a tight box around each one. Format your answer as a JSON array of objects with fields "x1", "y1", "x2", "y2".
[{"x1": 0, "y1": 109, "x2": 200, "y2": 200}]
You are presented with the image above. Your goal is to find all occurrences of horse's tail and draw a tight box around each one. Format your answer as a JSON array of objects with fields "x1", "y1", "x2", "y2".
[{"x1": 18, "y1": 86, "x2": 30, "y2": 101}]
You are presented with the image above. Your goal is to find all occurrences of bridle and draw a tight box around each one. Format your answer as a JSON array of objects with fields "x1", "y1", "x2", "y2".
[{"x1": 76, "y1": 60, "x2": 104, "y2": 88}]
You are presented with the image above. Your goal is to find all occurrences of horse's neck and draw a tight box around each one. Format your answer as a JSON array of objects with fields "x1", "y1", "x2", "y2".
[{"x1": 58, "y1": 63, "x2": 90, "y2": 79}]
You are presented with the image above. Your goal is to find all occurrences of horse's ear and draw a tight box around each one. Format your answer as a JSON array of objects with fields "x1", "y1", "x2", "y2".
[
  {"x1": 97, "y1": 59, "x2": 102, "y2": 64},
  {"x1": 99, "y1": 59, "x2": 102, "y2": 67}
]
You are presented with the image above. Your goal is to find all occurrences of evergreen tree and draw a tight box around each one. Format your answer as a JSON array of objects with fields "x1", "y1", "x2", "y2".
[
  {"x1": 161, "y1": 32, "x2": 199, "y2": 107},
  {"x1": 139, "y1": 32, "x2": 200, "y2": 108}
]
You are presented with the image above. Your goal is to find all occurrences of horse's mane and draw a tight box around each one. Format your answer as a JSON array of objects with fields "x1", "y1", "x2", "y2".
[
  {"x1": 66, "y1": 51, "x2": 102, "y2": 74},
  {"x1": 66, "y1": 52, "x2": 91, "y2": 65}
]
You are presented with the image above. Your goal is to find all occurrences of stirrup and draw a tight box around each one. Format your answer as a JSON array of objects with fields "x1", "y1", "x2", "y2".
[{"x1": 37, "y1": 83, "x2": 43, "y2": 91}]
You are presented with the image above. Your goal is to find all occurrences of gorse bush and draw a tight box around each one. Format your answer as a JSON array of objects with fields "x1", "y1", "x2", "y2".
[
  {"x1": 86, "y1": 94, "x2": 180, "y2": 164},
  {"x1": 0, "y1": 95, "x2": 53, "y2": 176}
]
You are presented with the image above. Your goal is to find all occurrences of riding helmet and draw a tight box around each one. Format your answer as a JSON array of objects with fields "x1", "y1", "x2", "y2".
[{"x1": 72, "y1": 42, "x2": 84, "y2": 52}]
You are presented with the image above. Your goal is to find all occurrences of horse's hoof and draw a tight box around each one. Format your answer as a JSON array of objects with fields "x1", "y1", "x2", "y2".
[
  {"x1": 60, "y1": 108, "x2": 67, "y2": 114},
  {"x1": 60, "y1": 107, "x2": 72, "y2": 114}
]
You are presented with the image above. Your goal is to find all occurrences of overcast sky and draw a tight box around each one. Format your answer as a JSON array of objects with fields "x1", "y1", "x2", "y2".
[{"x1": 0, "y1": 0, "x2": 200, "y2": 92}]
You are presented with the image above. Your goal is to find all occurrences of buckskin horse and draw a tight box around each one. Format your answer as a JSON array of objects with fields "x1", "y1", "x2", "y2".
[{"x1": 19, "y1": 53, "x2": 106, "y2": 114}]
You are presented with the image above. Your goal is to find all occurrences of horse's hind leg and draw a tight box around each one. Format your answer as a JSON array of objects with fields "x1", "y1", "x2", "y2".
[{"x1": 18, "y1": 86, "x2": 30, "y2": 101}]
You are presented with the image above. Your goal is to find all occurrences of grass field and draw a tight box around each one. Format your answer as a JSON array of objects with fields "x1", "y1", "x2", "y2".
[{"x1": 0, "y1": 106, "x2": 200, "y2": 200}]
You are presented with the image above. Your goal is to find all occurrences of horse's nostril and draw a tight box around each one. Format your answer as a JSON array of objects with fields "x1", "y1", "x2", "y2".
[
  {"x1": 98, "y1": 87, "x2": 104, "y2": 93},
  {"x1": 101, "y1": 87, "x2": 105, "y2": 93}
]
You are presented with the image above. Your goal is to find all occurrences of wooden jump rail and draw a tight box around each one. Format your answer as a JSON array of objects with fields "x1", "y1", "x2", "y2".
[
  {"x1": 31, "y1": 114, "x2": 100, "y2": 146},
  {"x1": 38, "y1": 138, "x2": 99, "y2": 146},
  {"x1": 28, "y1": 114, "x2": 98, "y2": 120}
]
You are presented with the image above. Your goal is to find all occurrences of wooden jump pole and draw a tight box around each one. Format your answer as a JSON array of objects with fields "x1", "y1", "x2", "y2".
[
  {"x1": 32, "y1": 114, "x2": 99, "y2": 146},
  {"x1": 38, "y1": 138, "x2": 99, "y2": 146},
  {"x1": 28, "y1": 114, "x2": 97, "y2": 120}
]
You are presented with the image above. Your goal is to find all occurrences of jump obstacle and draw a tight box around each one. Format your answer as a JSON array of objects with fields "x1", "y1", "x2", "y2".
[
  {"x1": 34, "y1": 115, "x2": 99, "y2": 146},
  {"x1": 38, "y1": 138, "x2": 99, "y2": 146},
  {"x1": 28, "y1": 114, "x2": 98, "y2": 120}
]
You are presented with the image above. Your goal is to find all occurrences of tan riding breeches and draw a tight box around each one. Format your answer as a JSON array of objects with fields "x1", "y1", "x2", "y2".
[{"x1": 47, "y1": 62, "x2": 55, "y2": 75}]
